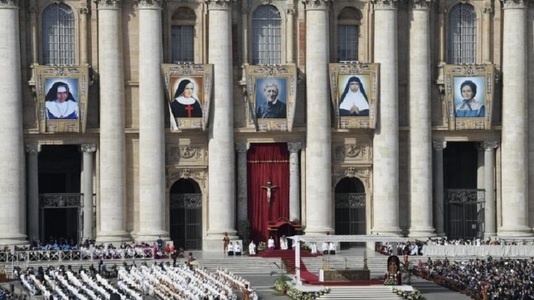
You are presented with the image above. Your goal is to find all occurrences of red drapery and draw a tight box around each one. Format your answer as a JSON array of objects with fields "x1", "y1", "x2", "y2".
[{"x1": 247, "y1": 143, "x2": 290, "y2": 244}]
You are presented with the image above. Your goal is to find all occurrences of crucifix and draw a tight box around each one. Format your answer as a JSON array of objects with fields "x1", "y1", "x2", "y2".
[{"x1": 261, "y1": 181, "x2": 278, "y2": 203}]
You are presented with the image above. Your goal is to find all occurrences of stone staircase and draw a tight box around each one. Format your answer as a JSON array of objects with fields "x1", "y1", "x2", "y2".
[{"x1": 317, "y1": 286, "x2": 403, "y2": 299}]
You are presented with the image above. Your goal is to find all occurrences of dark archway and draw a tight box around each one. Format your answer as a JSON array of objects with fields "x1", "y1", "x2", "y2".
[
  {"x1": 38, "y1": 145, "x2": 81, "y2": 244},
  {"x1": 335, "y1": 177, "x2": 366, "y2": 248},
  {"x1": 169, "y1": 178, "x2": 202, "y2": 250}
]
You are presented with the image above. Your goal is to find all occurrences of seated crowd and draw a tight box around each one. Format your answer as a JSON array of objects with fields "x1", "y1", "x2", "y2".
[
  {"x1": 415, "y1": 256, "x2": 534, "y2": 300},
  {"x1": 13, "y1": 260, "x2": 256, "y2": 300}
]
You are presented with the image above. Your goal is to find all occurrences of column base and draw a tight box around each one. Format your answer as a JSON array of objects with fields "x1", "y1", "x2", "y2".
[
  {"x1": 0, "y1": 233, "x2": 28, "y2": 246},
  {"x1": 203, "y1": 231, "x2": 238, "y2": 252},
  {"x1": 497, "y1": 226, "x2": 533, "y2": 237},
  {"x1": 408, "y1": 227, "x2": 436, "y2": 238},
  {"x1": 96, "y1": 231, "x2": 131, "y2": 244},
  {"x1": 484, "y1": 232, "x2": 497, "y2": 239},
  {"x1": 371, "y1": 227, "x2": 403, "y2": 236},
  {"x1": 134, "y1": 230, "x2": 170, "y2": 244}
]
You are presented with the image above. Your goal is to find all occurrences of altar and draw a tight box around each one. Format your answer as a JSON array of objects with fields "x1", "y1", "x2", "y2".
[{"x1": 319, "y1": 269, "x2": 370, "y2": 282}]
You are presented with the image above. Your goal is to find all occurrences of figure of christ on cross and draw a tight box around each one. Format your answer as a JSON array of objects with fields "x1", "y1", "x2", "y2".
[{"x1": 261, "y1": 181, "x2": 278, "y2": 203}]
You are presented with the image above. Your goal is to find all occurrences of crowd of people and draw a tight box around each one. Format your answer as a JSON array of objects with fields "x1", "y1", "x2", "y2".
[
  {"x1": 11, "y1": 260, "x2": 256, "y2": 300},
  {"x1": 415, "y1": 256, "x2": 534, "y2": 299}
]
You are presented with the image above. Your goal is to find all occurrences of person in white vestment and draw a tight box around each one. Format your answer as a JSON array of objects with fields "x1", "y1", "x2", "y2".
[
  {"x1": 280, "y1": 235, "x2": 288, "y2": 250},
  {"x1": 338, "y1": 76, "x2": 369, "y2": 116},
  {"x1": 45, "y1": 81, "x2": 79, "y2": 119},
  {"x1": 267, "y1": 237, "x2": 275, "y2": 250},
  {"x1": 322, "y1": 242, "x2": 329, "y2": 255},
  {"x1": 227, "y1": 242, "x2": 234, "y2": 255},
  {"x1": 234, "y1": 242, "x2": 242, "y2": 256},
  {"x1": 248, "y1": 241, "x2": 256, "y2": 255}
]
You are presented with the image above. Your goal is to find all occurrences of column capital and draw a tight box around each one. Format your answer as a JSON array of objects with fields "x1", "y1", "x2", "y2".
[
  {"x1": 288, "y1": 142, "x2": 302, "y2": 153},
  {"x1": 409, "y1": 0, "x2": 433, "y2": 10},
  {"x1": 81, "y1": 144, "x2": 97, "y2": 153},
  {"x1": 372, "y1": 0, "x2": 398, "y2": 9},
  {"x1": 432, "y1": 141, "x2": 447, "y2": 151},
  {"x1": 301, "y1": 0, "x2": 332, "y2": 10},
  {"x1": 204, "y1": 0, "x2": 234, "y2": 10},
  {"x1": 80, "y1": 3, "x2": 90, "y2": 14},
  {"x1": 94, "y1": 0, "x2": 122, "y2": 9},
  {"x1": 0, "y1": 0, "x2": 19, "y2": 8},
  {"x1": 235, "y1": 142, "x2": 249, "y2": 153},
  {"x1": 135, "y1": 0, "x2": 164, "y2": 9},
  {"x1": 482, "y1": 140, "x2": 499, "y2": 151},
  {"x1": 25, "y1": 144, "x2": 41, "y2": 155},
  {"x1": 502, "y1": 0, "x2": 529, "y2": 9}
]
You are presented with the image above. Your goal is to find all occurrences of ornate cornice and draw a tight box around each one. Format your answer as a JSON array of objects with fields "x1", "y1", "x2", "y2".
[
  {"x1": 372, "y1": 0, "x2": 398, "y2": 9},
  {"x1": 301, "y1": 0, "x2": 332, "y2": 9},
  {"x1": 502, "y1": 0, "x2": 529, "y2": 9},
  {"x1": 432, "y1": 141, "x2": 447, "y2": 151},
  {"x1": 482, "y1": 140, "x2": 499, "y2": 151},
  {"x1": 81, "y1": 144, "x2": 97, "y2": 153},
  {"x1": 288, "y1": 142, "x2": 302, "y2": 153},
  {"x1": 136, "y1": 0, "x2": 164, "y2": 9},
  {"x1": 25, "y1": 144, "x2": 41, "y2": 155},
  {"x1": 235, "y1": 142, "x2": 250, "y2": 153},
  {"x1": 204, "y1": 0, "x2": 234, "y2": 9},
  {"x1": 0, "y1": 0, "x2": 19, "y2": 8},
  {"x1": 410, "y1": 0, "x2": 432, "y2": 10},
  {"x1": 94, "y1": 0, "x2": 121, "y2": 9}
]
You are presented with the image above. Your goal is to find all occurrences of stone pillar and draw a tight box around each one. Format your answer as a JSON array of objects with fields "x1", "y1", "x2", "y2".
[
  {"x1": 432, "y1": 141, "x2": 446, "y2": 236},
  {"x1": 26, "y1": 144, "x2": 40, "y2": 243},
  {"x1": 80, "y1": 3, "x2": 89, "y2": 64},
  {"x1": 371, "y1": 0, "x2": 401, "y2": 235},
  {"x1": 288, "y1": 142, "x2": 302, "y2": 221},
  {"x1": 499, "y1": 0, "x2": 531, "y2": 237},
  {"x1": 81, "y1": 144, "x2": 96, "y2": 241},
  {"x1": 96, "y1": 0, "x2": 129, "y2": 242},
  {"x1": 483, "y1": 141, "x2": 498, "y2": 238},
  {"x1": 236, "y1": 142, "x2": 249, "y2": 226},
  {"x1": 286, "y1": 5, "x2": 295, "y2": 64},
  {"x1": 0, "y1": 0, "x2": 26, "y2": 245},
  {"x1": 206, "y1": 0, "x2": 237, "y2": 247},
  {"x1": 482, "y1": 5, "x2": 492, "y2": 64},
  {"x1": 30, "y1": 0, "x2": 38, "y2": 64},
  {"x1": 136, "y1": 0, "x2": 168, "y2": 243},
  {"x1": 408, "y1": 0, "x2": 434, "y2": 238},
  {"x1": 303, "y1": 0, "x2": 333, "y2": 235}
]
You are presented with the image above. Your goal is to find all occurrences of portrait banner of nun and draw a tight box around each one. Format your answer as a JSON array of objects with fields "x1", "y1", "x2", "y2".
[
  {"x1": 162, "y1": 64, "x2": 213, "y2": 131},
  {"x1": 329, "y1": 63, "x2": 379, "y2": 129},
  {"x1": 35, "y1": 65, "x2": 90, "y2": 133},
  {"x1": 444, "y1": 65, "x2": 495, "y2": 130}
]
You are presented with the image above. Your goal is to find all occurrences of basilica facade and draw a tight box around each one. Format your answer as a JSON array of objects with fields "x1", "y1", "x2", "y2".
[{"x1": 0, "y1": 0, "x2": 532, "y2": 250}]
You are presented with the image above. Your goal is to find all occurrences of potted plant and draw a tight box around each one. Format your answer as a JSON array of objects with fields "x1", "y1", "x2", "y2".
[{"x1": 270, "y1": 259, "x2": 291, "y2": 294}]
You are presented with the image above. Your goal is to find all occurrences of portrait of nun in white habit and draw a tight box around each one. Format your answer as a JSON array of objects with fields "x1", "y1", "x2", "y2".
[{"x1": 338, "y1": 76, "x2": 369, "y2": 117}]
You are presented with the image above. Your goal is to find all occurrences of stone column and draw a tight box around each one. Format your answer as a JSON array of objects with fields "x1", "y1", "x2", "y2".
[
  {"x1": 408, "y1": 0, "x2": 434, "y2": 238},
  {"x1": 236, "y1": 142, "x2": 249, "y2": 226},
  {"x1": 483, "y1": 141, "x2": 498, "y2": 238},
  {"x1": 26, "y1": 144, "x2": 40, "y2": 243},
  {"x1": 288, "y1": 142, "x2": 302, "y2": 221},
  {"x1": 136, "y1": 0, "x2": 168, "y2": 243},
  {"x1": 30, "y1": 0, "x2": 38, "y2": 64},
  {"x1": 81, "y1": 144, "x2": 96, "y2": 241},
  {"x1": 371, "y1": 0, "x2": 401, "y2": 235},
  {"x1": 0, "y1": 0, "x2": 26, "y2": 245},
  {"x1": 482, "y1": 5, "x2": 492, "y2": 64},
  {"x1": 206, "y1": 0, "x2": 237, "y2": 248},
  {"x1": 432, "y1": 141, "x2": 446, "y2": 236},
  {"x1": 96, "y1": 0, "x2": 129, "y2": 242},
  {"x1": 286, "y1": 5, "x2": 295, "y2": 64},
  {"x1": 303, "y1": 0, "x2": 333, "y2": 235},
  {"x1": 80, "y1": 3, "x2": 89, "y2": 64},
  {"x1": 499, "y1": 0, "x2": 531, "y2": 237}
]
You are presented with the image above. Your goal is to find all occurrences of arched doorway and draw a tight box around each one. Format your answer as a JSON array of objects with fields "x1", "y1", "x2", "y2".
[
  {"x1": 335, "y1": 177, "x2": 366, "y2": 248},
  {"x1": 38, "y1": 145, "x2": 82, "y2": 244},
  {"x1": 169, "y1": 179, "x2": 202, "y2": 250}
]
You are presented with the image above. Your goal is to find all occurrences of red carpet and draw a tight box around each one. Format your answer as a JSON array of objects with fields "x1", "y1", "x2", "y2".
[{"x1": 257, "y1": 250, "x2": 384, "y2": 286}]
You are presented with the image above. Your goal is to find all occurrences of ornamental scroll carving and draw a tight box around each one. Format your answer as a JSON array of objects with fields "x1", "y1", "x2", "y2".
[
  {"x1": 335, "y1": 144, "x2": 370, "y2": 162},
  {"x1": 168, "y1": 168, "x2": 207, "y2": 190},
  {"x1": 204, "y1": 0, "x2": 234, "y2": 9},
  {"x1": 301, "y1": 0, "x2": 331, "y2": 9},
  {"x1": 372, "y1": 0, "x2": 398, "y2": 9},
  {"x1": 168, "y1": 145, "x2": 206, "y2": 163},
  {"x1": 502, "y1": 0, "x2": 528, "y2": 9},
  {"x1": 136, "y1": 0, "x2": 163, "y2": 8},
  {"x1": 0, "y1": 0, "x2": 19, "y2": 7},
  {"x1": 409, "y1": 0, "x2": 433, "y2": 9},
  {"x1": 95, "y1": 0, "x2": 122, "y2": 9}
]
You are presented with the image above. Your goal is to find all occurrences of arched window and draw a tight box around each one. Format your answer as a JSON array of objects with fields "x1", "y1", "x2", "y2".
[
  {"x1": 447, "y1": 3, "x2": 477, "y2": 64},
  {"x1": 252, "y1": 5, "x2": 281, "y2": 65},
  {"x1": 171, "y1": 7, "x2": 195, "y2": 63},
  {"x1": 42, "y1": 3, "x2": 76, "y2": 65},
  {"x1": 337, "y1": 7, "x2": 361, "y2": 62}
]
